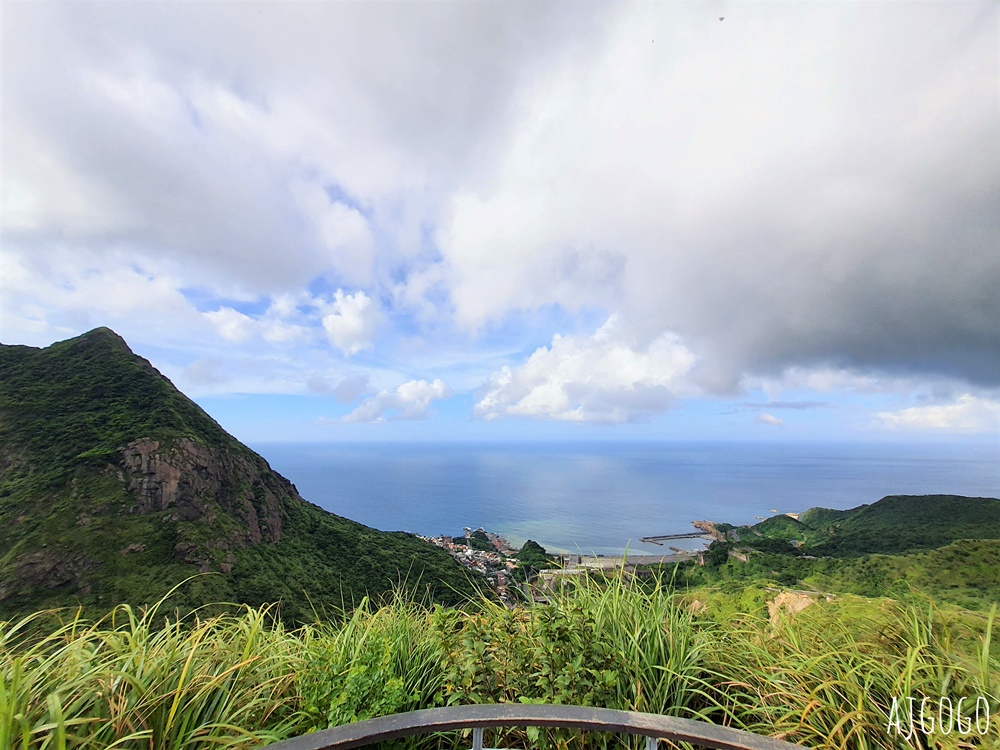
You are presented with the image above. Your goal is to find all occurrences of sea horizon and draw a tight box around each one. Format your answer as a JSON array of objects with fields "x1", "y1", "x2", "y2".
[{"x1": 251, "y1": 439, "x2": 1000, "y2": 556}]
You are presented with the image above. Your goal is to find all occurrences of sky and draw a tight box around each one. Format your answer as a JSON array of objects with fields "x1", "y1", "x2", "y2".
[{"x1": 2, "y1": 1, "x2": 999, "y2": 446}]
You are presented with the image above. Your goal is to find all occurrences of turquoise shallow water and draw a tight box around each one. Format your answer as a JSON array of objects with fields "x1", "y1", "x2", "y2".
[{"x1": 251, "y1": 441, "x2": 1000, "y2": 556}]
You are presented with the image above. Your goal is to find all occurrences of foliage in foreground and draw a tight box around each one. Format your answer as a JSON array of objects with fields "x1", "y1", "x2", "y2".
[
  {"x1": 0, "y1": 600, "x2": 302, "y2": 749},
  {"x1": 1, "y1": 577, "x2": 997, "y2": 750}
]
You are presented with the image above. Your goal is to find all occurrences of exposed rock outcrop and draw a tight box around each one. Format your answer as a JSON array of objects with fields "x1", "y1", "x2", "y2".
[
  {"x1": 688, "y1": 599, "x2": 707, "y2": 616},
  {"x1": 768, "y1": 591, "x2": 815, "y2": 624},
  {"x1": 0, "y1": 548, "x2": 98, "y2": 603},
  {"x1": 767, "y1": 590, "x2": 835, "y2": 626},
  {"x1": 0, "y1": 327, "x2": 486, "y2": 617},
  {"x1": 118, "y1": 437, "x2": 288, "y2": 568},
  {"x1": 692, "y1": 520, "x2": 733, "y2": 542}
]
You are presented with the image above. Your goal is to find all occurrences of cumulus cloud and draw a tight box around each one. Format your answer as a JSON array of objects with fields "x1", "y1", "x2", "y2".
[
  {"x1": 439, "y1": 2, "x2": 1000, "y2": 387},
  {"x1": 343, "y1": 378, "x2": 451, "y2": 423},
  {"x1": 3, "y1": 0, "x2": 998, "y2": 423},
  {"x1": 474, "y1": 315, "x2": 696, "y2": 423},
  {"x1": 2, "y1": 2, "x2": 595, "y2": 300},
  {"x1": 876, "y1": 395, "x2": 1000, "y2": 432},
  {"x1": 204, "y1": 307, "x2": 254, "y2": 342},
  {"x1": 321, "y1": 290, "x2": 381, "y2": 356},
  {"x1": 755, "y1": 413, "x2": 785, "y2": 427},
  {"x1": 202, "y1": 293, "x2": 315, "y2": 346}
]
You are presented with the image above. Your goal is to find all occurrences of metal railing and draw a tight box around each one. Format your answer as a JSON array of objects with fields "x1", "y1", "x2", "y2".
[{"x1": 263, "y1": 704, "x2": 804, "y2": 750}]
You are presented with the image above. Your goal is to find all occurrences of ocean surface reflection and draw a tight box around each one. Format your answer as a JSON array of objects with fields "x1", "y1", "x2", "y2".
[{"x1": 252, "y1": 441, "x2": 1000, "y2": 556}]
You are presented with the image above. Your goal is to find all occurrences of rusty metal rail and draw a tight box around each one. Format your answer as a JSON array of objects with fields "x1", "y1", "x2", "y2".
[{"x1": 262, "y1": 704, "x2": 803, "y2": 750}]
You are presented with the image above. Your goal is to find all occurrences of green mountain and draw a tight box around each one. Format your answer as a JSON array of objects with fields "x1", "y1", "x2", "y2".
[
  {"x1": 0, "y1": 328, "x2": 484, "y2": 622},
  {"x1": 801, "y1": 538, "x2": 1000, "y2": 610},
  {"x1": 716, "y1": 494, "x2": 1000, "y2": 557},
  {"x1": 687, "y1": 494, "x2": 1000, "y2": 609},
  {"x1": 793, "y1": 494, "x2": 1000, "y2": 556}
]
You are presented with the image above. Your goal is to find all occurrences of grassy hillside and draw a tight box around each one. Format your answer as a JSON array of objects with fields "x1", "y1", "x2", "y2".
[
  {"x1": 0, "y1": 328, "x2": 244, "y2": 467},
  {"x1": 1, "y1": 577, "x2": 995, "y2": 749},
  {"x1": 682, "y1": 495, "x2": 1000, "y2": 610},
  {"x1": 802, "y1": 539, "x2": 1000, "y2": 611},
  {"x1": 724, "y1": 494, "x2": 1000, "y2": 557},
  {"x1": 744, "y1": 512, "x2": 812, "y2": 541},
  {"x1": 802, "y1": 494, "x2": 1000, "y2": 556},
  {"x1": 0, "y1": 328, "x2": 484, "y2": 621}
]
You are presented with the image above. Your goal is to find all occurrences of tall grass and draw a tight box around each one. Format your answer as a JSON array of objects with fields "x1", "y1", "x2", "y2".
[
  {"x1": 1, "y1": 577, "x2": 996, "y2": 749},
  {"x1": 297, "y1": 593, "x2": 448, "y2": 730},
  {"x1": 702, "y1": 597, "x2": 999, "y2": 749},
  {"x1": 0, "y1": 598, "x2": 302, "y2": 749}
]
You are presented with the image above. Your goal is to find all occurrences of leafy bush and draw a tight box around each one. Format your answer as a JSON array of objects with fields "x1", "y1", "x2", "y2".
[{"x1": 299, "y1": 594, "x2": 446, "y2": 729}]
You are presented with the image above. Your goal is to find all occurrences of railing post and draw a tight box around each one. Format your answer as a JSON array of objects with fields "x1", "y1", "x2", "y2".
[
  {"x1": 646, "y1": 736, "x2": 658, "y2": 750},
  {"x1": 472, "y1": 727, "x2": 484, "y2": 750}
]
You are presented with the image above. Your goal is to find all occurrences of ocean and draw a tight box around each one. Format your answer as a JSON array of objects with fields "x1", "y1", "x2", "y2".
[{"x1": 251, "y1": 441, "x2": 1000, "y2": 556}]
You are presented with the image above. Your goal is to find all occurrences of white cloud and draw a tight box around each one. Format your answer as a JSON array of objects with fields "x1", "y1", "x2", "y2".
[
  {"x1": 748, "y1": 367, "x2": 914, "y2": 397},
  {"x1": 0, "y1": 246, "x2": 203, "y2": 346},
  {"x1": 292, "y1": 180, "x2": 375, "y2": 287},
  {"x1": 307, "y1": 374, "x2": 370, "y2": 403},
  {"x1": 755, "y1": 413, "x2": 785, "y2": 427},
  {"x1": 3, "y1": 0, "x2": 998, "y2": 430},
  {"x1": 321, "y1": 290, "x2": 381, "y2": 356},
  {"x1": 438, "y1": 2, "x2": 1000, "y2": 386},
  {"x1": 203, "y1": 293, "x2": 314, "y2": 345},
  {"x1": 474, "y1": 315, "x2": 697, "y2": 423},
  {"x1": 342, "y1": 378, "x2": 451, "y2": 423},
  {"x1": 184, "y1": 357, "x2": 229, "y2": 386},
  {"x1": 876, "y1": 395, "x2": 1000, "y2": 432},
  {"x1": 260, "y1": 320, "x2": 306, "y2": 345},
  {"x1": 2, "y1": 1, "x2": 594, "y2": 305},
  {"x1": 204, "y1": 307, "x2": 254, "y2": 342},
  {"x1": 268, "y1": 293, "x2": 302, "y2": 319},
  {"x1": 332, "y1": 376, "x2": 370, "y2": 403}
]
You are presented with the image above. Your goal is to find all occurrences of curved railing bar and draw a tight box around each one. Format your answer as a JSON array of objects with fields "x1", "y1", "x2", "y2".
[{"x1": 263, "y1": 704, "x2": 803, "y2": 750}]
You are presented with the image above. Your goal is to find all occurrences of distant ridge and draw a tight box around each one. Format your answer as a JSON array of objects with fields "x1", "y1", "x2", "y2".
[
  {"x1": 711, "y1": 494, "x2": 1000, "y2": 557},
  {"x1": 796, "y1": 494, "x2": 1000, "y2": 556},
  {"x1": 0, "y1": 328, "x2": 484, "y2": 621},
  {"x1": 685, "y1": 494, "x2": 1000, "y2": 609}
]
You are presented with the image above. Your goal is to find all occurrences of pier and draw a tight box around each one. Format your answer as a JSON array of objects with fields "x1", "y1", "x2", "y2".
[{"x1": 639, "y1": 532, "x2": 712, "y2": 545}]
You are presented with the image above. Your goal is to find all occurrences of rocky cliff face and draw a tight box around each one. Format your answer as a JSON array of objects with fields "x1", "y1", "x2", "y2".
[
  {"x1": 0, "y1": 435, "x2": 295, "y2": 603},
  {"x1": 0, "y1": 549, "x2": 99, "y2": 603},
  {"x1": 118, "y1": 437, "x2": 287, "y2": 570}
]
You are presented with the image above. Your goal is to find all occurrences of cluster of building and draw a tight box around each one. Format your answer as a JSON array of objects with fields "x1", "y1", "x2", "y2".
[
  {"x1": 420, "y1": 528, "x2": 706, "y2": 604},
  {"x1": 418, "y1": 527, "x2": 521, "y2": 601}
]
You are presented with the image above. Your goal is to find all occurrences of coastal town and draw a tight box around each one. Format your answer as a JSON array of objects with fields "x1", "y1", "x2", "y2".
[
  {"x1": 417, "y1": 528, "x2": 521, "y2": 601},
  {"x1": 419, "y1": 526, "x2": 706, "y2": 603}
]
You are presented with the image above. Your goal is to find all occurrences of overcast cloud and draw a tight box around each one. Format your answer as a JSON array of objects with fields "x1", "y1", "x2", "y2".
[{"x1": 2, "y1": 1, "x2": 998, "y2": 437}]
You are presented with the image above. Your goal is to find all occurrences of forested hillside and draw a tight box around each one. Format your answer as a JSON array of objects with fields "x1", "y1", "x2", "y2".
[{"x1": 0, "y1": 328, "x2": 484, "y2": 621}]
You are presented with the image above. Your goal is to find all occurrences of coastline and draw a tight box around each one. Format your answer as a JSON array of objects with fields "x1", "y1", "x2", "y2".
[
  {"x1": 553, "y1": 551, "x2": 698, "y2": 569},
  {"x1": 256, "y1": 441, "x2": 1000, "y2": 559}
]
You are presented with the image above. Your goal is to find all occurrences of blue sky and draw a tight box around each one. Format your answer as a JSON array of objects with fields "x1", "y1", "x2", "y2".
[{"x1": 2, "y1": 1, "x2": 999, "y2": 447}]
